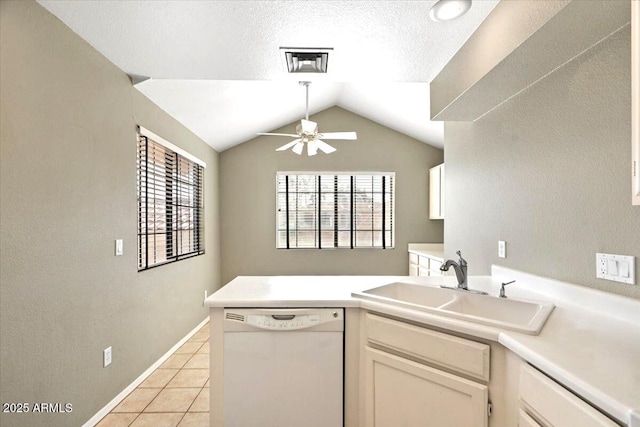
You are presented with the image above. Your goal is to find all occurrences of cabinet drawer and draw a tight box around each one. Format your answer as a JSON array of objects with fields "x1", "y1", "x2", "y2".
[
  {"x1": 365, "y1": 313, "x2": 490, "y2": 381},
  {"x1": 429, "y1": 258, "x2": 443, "y2": 272},
  {"x1": 409, "y1": 253, "x2": 419, "y2": 265},
  {"x1": 519, "y1": 364, "x2": 618, "y2": 427}
]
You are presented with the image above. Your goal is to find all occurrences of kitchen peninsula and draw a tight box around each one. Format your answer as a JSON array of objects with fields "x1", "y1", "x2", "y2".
[{"x1": 206, "y1": 267, "x2": 640, "y2": 427}]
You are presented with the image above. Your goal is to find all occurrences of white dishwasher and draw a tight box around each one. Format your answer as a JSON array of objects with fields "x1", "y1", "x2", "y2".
[{"x1": 223, "y1": 308, "x2": 344, "y2": 427}]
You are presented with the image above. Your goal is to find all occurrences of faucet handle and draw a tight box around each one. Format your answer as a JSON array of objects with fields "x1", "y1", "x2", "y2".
[{"x1": 456, "y1": 250, "x2": 467, "y2": 266}]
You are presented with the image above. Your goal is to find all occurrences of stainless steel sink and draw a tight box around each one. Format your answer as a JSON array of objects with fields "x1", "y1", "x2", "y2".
[{"x1": 352, "y1": 282, "x2": 554, "y2": 335}]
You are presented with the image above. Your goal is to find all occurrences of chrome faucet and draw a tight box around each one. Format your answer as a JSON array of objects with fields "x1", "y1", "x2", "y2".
[{"x1": 440, "y1": 250, "x2": 468, "y2": 290}]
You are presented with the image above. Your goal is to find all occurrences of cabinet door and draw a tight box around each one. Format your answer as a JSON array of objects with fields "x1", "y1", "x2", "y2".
[
  {"x1": 409, "y1": 263, "x2": 419, "y2": 276},
  {"x1": 418, "y1": 255, "x2": 430, "y2": 276},
  {"x1": 409, "y1": 254, "x2": 419, "y2": 276},
  {"x1": 429, "y1": 258, "x2": 444, "y2": 276},
  {"x1": 440, "y1": 164, "x2": 445, "y2": 217},
  {"x1": 429, "y1": 165, "x2": 443, "y2": 219},
  {"x1": 365, "y1": 347, "x2": 488, "y2": 427}
]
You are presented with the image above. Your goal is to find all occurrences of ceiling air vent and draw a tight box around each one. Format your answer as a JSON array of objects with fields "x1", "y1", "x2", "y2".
[{"x1": 280, "y1": 47, "x2": 333, "y2": 73}]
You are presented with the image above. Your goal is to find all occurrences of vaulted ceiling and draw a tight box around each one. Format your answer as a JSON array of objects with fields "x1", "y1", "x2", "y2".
[{"x1": 37, "y1": 0, "x2": 499, "y2": 151}]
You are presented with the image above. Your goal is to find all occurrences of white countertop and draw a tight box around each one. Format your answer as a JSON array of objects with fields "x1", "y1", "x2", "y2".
[
  {"x1": 408, "y1": 243, "x2": 445, "y2": 260},
  {"x1": 206, "y1": 268, "x2": 640, "y2": 426}
]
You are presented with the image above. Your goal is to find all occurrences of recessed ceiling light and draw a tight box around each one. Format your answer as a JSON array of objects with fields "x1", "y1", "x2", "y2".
[
  {"x1": 279, "y1": 47, "x2": 333, "y2": 73},
  {"x1": 429, "y1": 0, "x2": 472, "y2": 22}
]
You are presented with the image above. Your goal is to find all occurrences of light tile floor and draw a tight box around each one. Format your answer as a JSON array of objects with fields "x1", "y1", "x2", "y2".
[{"x1": 96, "y1": 322, "x2": 210, "y2": 427}]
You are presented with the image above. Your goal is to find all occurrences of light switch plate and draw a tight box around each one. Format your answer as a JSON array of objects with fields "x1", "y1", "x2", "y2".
[
  {"x1": 115, "y1": 239, "x2": 123, "y2": 256},
  {"x1": 103, "y1": 346, "x2": 112, "y2": 367},
  {"x1": 596, "y1": 253, "x2": 635, "y2": 284}
]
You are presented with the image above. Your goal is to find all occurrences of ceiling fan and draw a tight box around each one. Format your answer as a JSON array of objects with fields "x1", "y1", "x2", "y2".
[{"x1": 257, "y1": 81, "x2": 357, "y2": 156}]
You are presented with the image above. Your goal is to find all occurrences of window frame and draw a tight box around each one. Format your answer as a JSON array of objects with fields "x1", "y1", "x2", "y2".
[
  {"x1": 137, "y1": 127, "x2": 206, "y2": 271},
  {"x1": 275, "y1": 171, "x2": 396, "y2": 250}
]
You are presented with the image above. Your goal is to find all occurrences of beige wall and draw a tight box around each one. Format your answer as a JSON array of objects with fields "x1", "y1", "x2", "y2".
[
  {"x1": 0, "y1": 2, "x2": 221, "y2": 426},
  {"x1": 444, "y1": 25, "x2": 639, "y2": 299},
  {"x1": 220, "y1": 106, "x2": 444, "y2": 284}
]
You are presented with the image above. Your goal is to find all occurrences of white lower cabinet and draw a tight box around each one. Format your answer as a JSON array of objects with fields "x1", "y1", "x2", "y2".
[
  {"x1": 409, "y1": 263, "x2": 419, "y2": 276},
  {"x1": 362, "y1": 313, "x2": 489, "y2": 427},
  {"x1": 518, "y1": 363, "x2": 618, "y2": 427},
  {"x1": 365, "y1": 348, "x2": 488, "y2": 427},
  {"x1": 409, "y1": 252, "x2": 445, "y2": 277}
]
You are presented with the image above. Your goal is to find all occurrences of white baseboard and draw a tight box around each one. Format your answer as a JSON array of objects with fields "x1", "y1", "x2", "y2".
[{"x1": 82, "y1": 316, "x2": 210, "y2": 427}]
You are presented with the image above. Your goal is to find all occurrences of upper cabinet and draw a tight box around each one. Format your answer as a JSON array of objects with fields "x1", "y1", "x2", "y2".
[
  {"x1": 633, "y1": 0, "x2": 639, "y2": 205},
  {"x1": 429, "y1": 163, "x2": 445, "y2": 220}
]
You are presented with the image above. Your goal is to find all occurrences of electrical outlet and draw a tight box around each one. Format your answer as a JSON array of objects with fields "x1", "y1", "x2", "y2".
[
  {"x1": 598, "y1": 256, "x2": 607, "y2": 276},
  {"x1": 103, "y1": 346, "x2": 112, "y2": 367},
  {"x1": 498, "y1": 241, "x2": 506, "y2": 258}
]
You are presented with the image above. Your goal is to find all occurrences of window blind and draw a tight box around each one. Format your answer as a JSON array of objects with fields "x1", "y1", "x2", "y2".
[
  {"x1": 137, "y1": 131, "x2": 204, "y2": 270},
  {"x1": 276, "y1": 172, "x2": 394, "y2": 249}
]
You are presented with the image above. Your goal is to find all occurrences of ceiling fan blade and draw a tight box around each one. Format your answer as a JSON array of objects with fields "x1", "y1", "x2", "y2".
[
  {"x1": 318, "y1": 132, "x2": 357, "y2": 140},
  {"x1": 300, "y1": 119, "x2": 318, "y2": 134},
  {"x1": 307, "y1": 140, "x2": 318, "y2": 156},
  {"x1": 275, "y1": 139, "x2": 302, "y2": 151},
  {"x1": 258, "y1": 133, "x2": 299, "y2": 137},
  {"x1": 292, "y1": 141, "x2": 304, "y2": 155},
  {"x1": 315, "y1": 139, "x2": 336, "y2": 154}
]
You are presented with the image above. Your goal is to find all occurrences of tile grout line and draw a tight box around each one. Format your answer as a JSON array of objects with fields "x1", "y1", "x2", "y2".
[
  {"x1": 133, "y1": 350, "x2": 196, "y2": 423},
  {"x1": 121, "y1": 355, "x2": 184, "y2": 426}
]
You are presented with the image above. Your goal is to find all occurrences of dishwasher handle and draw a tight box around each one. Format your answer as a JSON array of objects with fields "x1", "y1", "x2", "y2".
[
  {"x1": 271, "y1": 315, "x2": 296, "y2": 320},
  {"x1": 224, "y1": 308, "x2": 345, "y2": 332}
]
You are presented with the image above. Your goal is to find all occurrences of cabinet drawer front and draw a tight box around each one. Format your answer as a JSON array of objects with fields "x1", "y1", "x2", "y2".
[
  {"x1": 365, "y1": 313, "x2": 490, "y2": 381},
  {"x1": 519, "y1": 409, "x2": 543, "y2": 427},
  {"x1": 409, "y1": 253, "x2": 419, "y2": 265},
  {"x1": 418, "y1": 256, "x2": 430, "y2": 268},
  {"x1": 429, "y1": 258, "x2": 443, "y2": 272},
  {"x1": 519, "y1": 364, "x2": 618, "y2": 427},
  {"x1": 365, "y1": 347, "x2": 488, "y2": 427}
]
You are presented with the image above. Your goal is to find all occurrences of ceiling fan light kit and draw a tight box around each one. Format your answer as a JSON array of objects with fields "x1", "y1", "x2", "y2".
[
  {"x1": 429, "y1": 0, "x2": 472, "y2": 22},
  {"x1": 257, "y1": 81, "x2": 357, "y2": 156}
]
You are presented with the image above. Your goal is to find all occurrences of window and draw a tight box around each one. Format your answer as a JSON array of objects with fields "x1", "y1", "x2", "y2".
[
  {"x1": 276, "y1": 172, "x2": 394, "y2": 249},
  {"x1": 137, "y1": 127, "x2": 205, "y2": 270}
]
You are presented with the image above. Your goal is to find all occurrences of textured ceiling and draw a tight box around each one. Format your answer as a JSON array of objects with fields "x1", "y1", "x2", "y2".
[{"x1": 37, "y1": 0, "x2": 499, "y2": 151}]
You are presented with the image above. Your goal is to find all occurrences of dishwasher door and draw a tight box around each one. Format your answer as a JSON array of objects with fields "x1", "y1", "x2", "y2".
[{"x1": 223, "y1": 308, "x2": 344, "y2": 427}]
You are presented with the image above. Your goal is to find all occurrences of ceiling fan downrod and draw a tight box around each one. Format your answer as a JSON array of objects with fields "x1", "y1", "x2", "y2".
[{"x1": 300, "y1": 81, "x2": 311, "y2": 121}]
